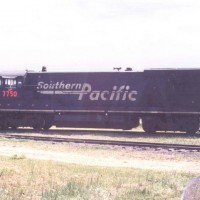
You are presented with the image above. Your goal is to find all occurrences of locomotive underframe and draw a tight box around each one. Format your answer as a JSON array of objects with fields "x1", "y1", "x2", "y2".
[{"x1": 0, "y1": 111, "x2": 199, "y2": 134}]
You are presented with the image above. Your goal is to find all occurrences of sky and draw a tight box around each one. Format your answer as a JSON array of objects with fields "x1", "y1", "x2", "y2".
[{"x1": 0, "y1": 0, "x2": 200, "y2": 72}]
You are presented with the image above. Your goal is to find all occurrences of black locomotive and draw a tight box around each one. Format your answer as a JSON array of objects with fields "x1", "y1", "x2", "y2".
[{"x1": 0, "y1": 68, "x2": 199, "y2": 134}]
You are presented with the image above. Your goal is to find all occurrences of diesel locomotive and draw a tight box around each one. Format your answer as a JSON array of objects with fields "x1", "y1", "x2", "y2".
[{"x1": 0, "y1": 68, "x2": 200, "y2": 134}]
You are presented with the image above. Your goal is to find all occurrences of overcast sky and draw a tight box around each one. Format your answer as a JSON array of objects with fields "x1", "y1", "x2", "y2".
[{"x1": 0, "y1": 0, "x2": 200, "y2": 72}]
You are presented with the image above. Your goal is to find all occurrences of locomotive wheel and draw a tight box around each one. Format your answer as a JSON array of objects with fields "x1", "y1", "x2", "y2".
[
  {"x1": 142, "y1": 118, "x2": 157, "y2": 133},
  {"x1": 184, "y1": 116, "x2": 199, "y2": 135},
  {"x1": 0, "y1": 125, "x2": 8, "y2": 130},
  {"x1": 186, "y1": 128, "x2": 198, "y2": 135},
  {"x1": 32, "y1": 117, "x2": 45, "y2": 131},
  {"x1": 33, "y1": 125, "x2": 43, "y2": 131},
  {"x1": 185, "y1": 124, "x2": 199, "y2": 135},
  {"x1": 43, "y1": 122, "x2": 52, "y2": 131},
  {"x1": 11, "y1": 126, "x2": 17, "y2": 130},
  {"x1": 43, "y1": 116, "x2": 53, "y2": 130},
  {"x1": 142, "y1": 123, "x2": 156, "y2": 133}
]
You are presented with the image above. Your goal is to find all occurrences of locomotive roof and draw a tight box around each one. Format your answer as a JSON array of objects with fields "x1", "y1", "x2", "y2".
[
  {"x1": 0, "y1": 70, "x2": 28, "y2": 78},
  {"x1": 144, "y1": 68, "x2": 200, "y2": 74},
  {"x1": 145, "y1": 68, "x2": 200, "y2": 71},
  {"x1": 1, "y1": 68, "x2": 200, "y2": 78}
]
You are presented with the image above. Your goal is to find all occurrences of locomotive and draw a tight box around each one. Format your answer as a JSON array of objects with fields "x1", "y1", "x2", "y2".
[{"x1": 0, "y1": 67, "x2": 200, "y2": 134}]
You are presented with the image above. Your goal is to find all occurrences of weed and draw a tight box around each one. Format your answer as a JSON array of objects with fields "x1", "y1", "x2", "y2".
[{"x1": 10, "y1": 154, "x2": 26, "y2": 160}]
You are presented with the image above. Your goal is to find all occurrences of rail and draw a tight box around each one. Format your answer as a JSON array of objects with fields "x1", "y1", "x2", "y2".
[{"x1": 2, "y1": 134, "x2": 200, "y2": 152}]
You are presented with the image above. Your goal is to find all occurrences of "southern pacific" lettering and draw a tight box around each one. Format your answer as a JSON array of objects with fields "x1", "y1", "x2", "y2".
[
  {"x1": 37, "y1": 82, "x2": 137, "y2": 101},
  {"x1": 37, "y1": 81, "x2": 82, "y2": 90}
]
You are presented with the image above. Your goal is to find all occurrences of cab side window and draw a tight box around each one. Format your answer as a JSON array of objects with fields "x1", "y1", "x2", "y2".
[
  {"x1": 5, "y1": 79, "x2": 17, "y2": 88},
  {"x1": 17, "y1": 79, "x2": 23, "y2": 88}
]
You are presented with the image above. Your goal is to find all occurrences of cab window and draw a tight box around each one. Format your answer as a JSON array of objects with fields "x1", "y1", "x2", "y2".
[
  {"x1": 5, "y1": 79, "x2": 17, "y2": 88},
  {"x1": 17, "y1": 79, "x2": 23, "y2": 88}
]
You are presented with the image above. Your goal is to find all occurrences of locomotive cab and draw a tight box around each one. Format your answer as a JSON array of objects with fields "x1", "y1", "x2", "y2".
[
  {"x1": 0, "y1": 71, "x2": 25, "y2": 98},
  {"x1": 0, "y1": 71, "x2": 27, "y2": 129}
]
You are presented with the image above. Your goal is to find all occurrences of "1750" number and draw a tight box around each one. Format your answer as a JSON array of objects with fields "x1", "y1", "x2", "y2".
[{"x1": 2, "y1": 89, "x2": 18, "y2": 97}]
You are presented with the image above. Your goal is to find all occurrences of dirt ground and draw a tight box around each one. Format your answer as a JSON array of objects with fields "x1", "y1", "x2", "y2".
[{"x1": 0, "y1": 139, "x2": 200, "y2": 173}]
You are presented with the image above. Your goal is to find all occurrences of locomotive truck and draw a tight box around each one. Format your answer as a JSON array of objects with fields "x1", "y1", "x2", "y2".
[{"x1": 0, "y1": 68, "x2": 199, "y2": 134}]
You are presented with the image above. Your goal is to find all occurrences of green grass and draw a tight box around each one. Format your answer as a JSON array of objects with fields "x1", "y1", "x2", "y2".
[{"x1": 0, "y1": 156, "x2": 197, "y2": 200}]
